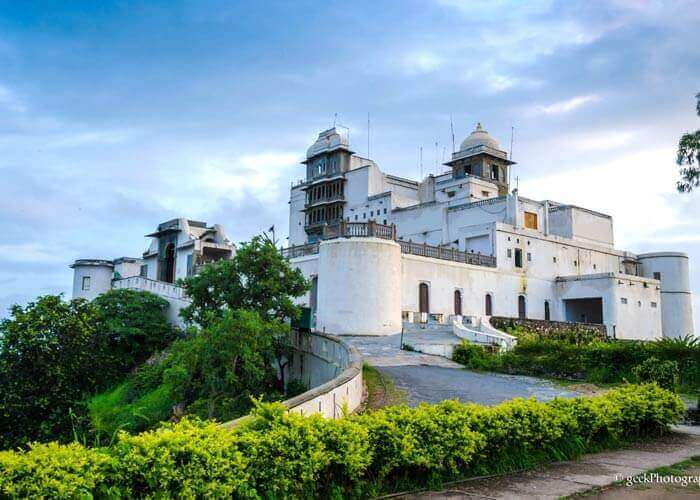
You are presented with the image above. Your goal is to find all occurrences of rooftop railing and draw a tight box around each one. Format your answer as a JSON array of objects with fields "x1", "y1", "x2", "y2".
[{"x1": 281, "y1": 221, "x2": 497, "y2": 268}]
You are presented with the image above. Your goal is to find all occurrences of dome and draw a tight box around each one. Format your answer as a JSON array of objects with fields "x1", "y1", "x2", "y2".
[
  {"x1": 306, "y1": 127, "x2": 350, "y2": 159},
  {"x1": 459, "y1": 122, "x2": 501, "y2": 152}
]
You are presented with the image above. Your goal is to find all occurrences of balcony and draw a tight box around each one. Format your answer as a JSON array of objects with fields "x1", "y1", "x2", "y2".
[{"x1": 304, "y1": 193, "x2": 346, "y2": 209}]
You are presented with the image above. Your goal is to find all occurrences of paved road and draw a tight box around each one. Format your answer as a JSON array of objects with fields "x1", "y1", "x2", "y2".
[{"x1": 345, "y1": 332, "x2": 579, "y2": 406}]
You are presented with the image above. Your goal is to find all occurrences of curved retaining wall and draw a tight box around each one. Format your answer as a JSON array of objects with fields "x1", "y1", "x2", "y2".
[{"x1": 284, "y1": 331, "x2": 363, "y2": 418}]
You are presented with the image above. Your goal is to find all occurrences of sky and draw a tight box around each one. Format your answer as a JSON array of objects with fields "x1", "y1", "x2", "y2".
[{"x1": 1, "y1": 0, "x2": 699, "y2": 329}]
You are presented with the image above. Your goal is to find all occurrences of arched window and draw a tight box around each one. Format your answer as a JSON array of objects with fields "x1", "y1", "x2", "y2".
[
  {"x1": 485, "y1": 294, "x2": 493, "y2": 316},
  {"x1": 419, "y1": 283, "x2": 430, "y2": 314},
  {"x1": 544, "y1": 300, "x2": 551, "y2": 321},
  {"x1": 518, "y1": 295, "x2": 527, "y2": 319},
  {"x1": 454, "y1": 290, "x2": 462, "y2": 316},
  {"x1": 164, "y1": 243, "x2": 176, "y2": 283}
]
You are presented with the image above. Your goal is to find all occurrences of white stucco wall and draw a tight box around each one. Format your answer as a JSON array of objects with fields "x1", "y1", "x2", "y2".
[
  {"x1": 638, "y1": 253, "x2": 695, "y2": 338},
  {"x1": 71, "y1": 261, "x2": 114, "y2": 301},
  {"x1": 316, "y1": 237, "x2": 402, "y2": 335}
]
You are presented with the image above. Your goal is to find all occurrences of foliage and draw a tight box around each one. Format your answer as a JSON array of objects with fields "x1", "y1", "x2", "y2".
[
  {"x1": 0, "y1": 385, "x2": 684, "y2": 498},
  {"x1": 0, "y1": 291, "x2": 178, "y2": 448},
  {"x1": 0, "y1": 296, "x2": 108, "y2": 449},
  {"x1": 676, "y1": 92, "x2": 700, "y2": 192},
  {"x1": 452, "y1": 342, "x2": 493, "y2": 370},
  {"x1": 88, "y1": 309, "x2": 285, "y2": 436},
  {"x1": 491, "y1": 317, "x2": 605, "y2": 344},
  {"x1": 632, "y1": 357, "x2": 680, "y2": 391},
  {"x1": 179, "y1": 235, "x2": 310, "y2": 327},
  {"x1": 452, "y1": 336, "x2": 699, "y2": 393},
  {"x1": 92, "y1": 288, "x2": 178, "y2": 369}
]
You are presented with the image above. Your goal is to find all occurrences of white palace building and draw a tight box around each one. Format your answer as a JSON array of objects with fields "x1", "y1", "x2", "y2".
[
  {"x1": 284, "y1": 124, "x2": 694, "y2": 341},
  {"x1": 71, "y1": 122, "x2": 695, "y2": 343}
]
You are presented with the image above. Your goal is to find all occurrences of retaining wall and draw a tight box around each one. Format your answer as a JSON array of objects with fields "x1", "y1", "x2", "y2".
[{"x1": 490, "y1": 316, "x2": 607, "y2": 340}]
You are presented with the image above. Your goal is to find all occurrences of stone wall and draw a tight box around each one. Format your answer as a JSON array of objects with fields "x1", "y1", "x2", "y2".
[{"x1": 490, "y1": 316, "x2": 608, "y2": 341}]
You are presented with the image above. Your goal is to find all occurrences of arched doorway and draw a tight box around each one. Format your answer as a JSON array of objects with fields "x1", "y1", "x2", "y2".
[
  {"x1": 485, "y1": 294, "x2": 493, "y2": 316},
  {"x1": 544, "y1": 300, "x2": 551, "y2": 321},
  {"x1": 164, "y1": 243, "x2": 175, "y2": 283},
  {"x1": 419, "y1": 283, "x2": 430, "y2": 314},
  {"x1": 518, "y1": 295, "x2": 527, "y2": 319},
  {"x1": 454, "y1": 290, "x2": 462, "y2": 316}
]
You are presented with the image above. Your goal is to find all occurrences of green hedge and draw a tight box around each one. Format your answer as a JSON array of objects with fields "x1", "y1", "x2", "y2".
[
  {"x1": 0, "y1": 384, "x2": 684, "y2": 498},
  {"x1": 453, "y1": 337, "x2": 699, "y2": 393}
]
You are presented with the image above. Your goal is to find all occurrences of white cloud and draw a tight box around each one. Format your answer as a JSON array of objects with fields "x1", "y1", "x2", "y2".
[
  {"x1": 0, "y1": 84, "x2": 26, "y2": 113},
  {"x1": 400, "y1": 50, "x2": 444, "y2": 75},
  {"x1": 531, "y1": 95, "x2": 601, "y2": 115}
]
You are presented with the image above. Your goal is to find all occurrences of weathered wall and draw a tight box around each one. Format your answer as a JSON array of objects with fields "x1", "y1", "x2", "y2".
[{"x1": 284, "y1": 331, "x2": 363, "y2": 418}]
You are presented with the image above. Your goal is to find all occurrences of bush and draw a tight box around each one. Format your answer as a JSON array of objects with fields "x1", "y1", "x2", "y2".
[
  {"x1": 452, "y1": 342, "x2": 494, "y2": 370},
  {"x1": 633, "y1": 357, "x2": 680, "y2": 391},
  {"x1": 453, "y1": 336, "x2": 699, "y2": 394},
  {"x1": 0, "y1": 385, "x2": 684, "y2": 498}
]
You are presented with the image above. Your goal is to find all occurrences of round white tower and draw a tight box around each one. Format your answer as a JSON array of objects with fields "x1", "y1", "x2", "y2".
[
  {"x1": 70, "y1": 259, "x2": 114, "y2": 301},
  {"x1": 316, "y1": 237, "x2": 402, "y2": 335},
  {"x1": 637, "y1": 252, "x2": 694, "y2": 338}
]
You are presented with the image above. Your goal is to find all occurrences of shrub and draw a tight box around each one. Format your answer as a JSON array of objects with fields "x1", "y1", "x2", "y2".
[
  {"x1": 0, "y1": 385, "x2": 684, "y2": 498},
  {"x1": 633, "y1": 357, "x2": 680, "y2": 391},
  {"x1": 452, "y1": 341, "x2": 493, "y2": 370}
]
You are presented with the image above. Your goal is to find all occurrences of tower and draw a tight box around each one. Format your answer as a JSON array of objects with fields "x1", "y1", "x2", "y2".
[
  {"x1": 301, "y1": 128, "x2": 354, "y2": 242},
  {"x1": 443, "y1": 123, "x2": 515, "y2": 196}
]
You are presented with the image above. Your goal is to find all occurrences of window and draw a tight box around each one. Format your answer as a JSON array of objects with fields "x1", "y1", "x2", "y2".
[
  {"x1": 186, "y1": 254, "x2": 193, "y2": 276},
  {"x1": 653, "y1": 272, "x2": 661, "y2": 280},
  {"x1": 507, "y1": 248, "x2": 512, "y2": 258},
  {"x1": 481, "y1": 190, "x2": 490, "y2": 197},
  {"x1": 384, "y1": 208, "x2": 387, "y2": 214},
  {"x1": 140, "y1": 265, "x2": 148, "y2": 277},
  {"x1": 363, "y1": 213, "x2": 366, "y2": 219},
  {"x1": 485, "y1": 294, "x2": 493, "y2": 316},
  {"x1": 514, "y1": 248, "x2": 523, "y2": 268},
  {"x1": 637, "y1": 300, "x2": 642, "y2": 307},
  {"x1": 621, "y1": 297, "x2": 628, "y2": 304},
  {"x1": 383, "y1": 219, "x2": 387, "y2": 225},
  {"x1": 447, "y1": 191, "x2": 456, "y2": 198},
  {"x1": 574, "y1": 260, "x2": 578, "y2": 266},
  {"x1": 553, "y1": 256, "x2": 557, "y2": 263},
  {"x1": 490, "y1": 164, "x2": 499, "y2": 180},
  {"x1": 651, "y1": 302, "x2": 658, "y2": 308},
  {"x1": 370, "y1": 210, "x2": 374, "y2": 217},
  {"x1": 593, "y1": 264, "x2": 597, "y2": 270},
  {"x1": 527, "y1": 252, "x2": 532, "y2": 262},
  {"x1": 544, "y1": 301, "x2": 551, "y2": 321},
  {"x1": 81, "y1": 276, "x2": 91, "y2": 291},
  {"x1": 524, "y1": 211, "x2": 538, "y2": 230}
]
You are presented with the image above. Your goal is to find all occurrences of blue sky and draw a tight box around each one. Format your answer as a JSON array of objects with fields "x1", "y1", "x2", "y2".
[{"x1": 1, "y1": 0, "x2": 699, "y2": 329}]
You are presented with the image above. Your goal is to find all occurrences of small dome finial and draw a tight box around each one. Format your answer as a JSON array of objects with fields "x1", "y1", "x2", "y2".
[{"x1": 475, "y1": 122, "x2": 483, "y2": 131}]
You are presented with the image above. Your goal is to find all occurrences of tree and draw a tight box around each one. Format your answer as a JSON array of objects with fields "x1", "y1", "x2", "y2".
[
  {"x1": 179, "y1": 235, "x2": 310, "y2": 327},
  {"x1": 0, "y1": 296, "x2": 107, "y2": 448},
  {"x1": 93, "y1": 288, "x2": 178, "y2": 369},
  {"x1": 0, "y1": 291, "x2": 178, "y2": 448},
  {"x1": 676, "y1": 92, "x2": 700, "y2": 192}
]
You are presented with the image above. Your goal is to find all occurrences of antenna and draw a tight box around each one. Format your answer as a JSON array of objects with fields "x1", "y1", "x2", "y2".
[
  {"x1": 434, "y1": 140, "x2": 438, "y2": 175},
  {"x1": 509, "y1": 125, "x2": 515, "y2": 160},
  {"x1": 450, "y1": 115, "x2": 455, "y2": 153},
  {"x1": 419, "y1": 146, "x2": 423, "y2": 180},
  {"x1": 367, "y1": 112, "x2": 370, "y2": 158},
  {"x1": 442, "y1": 145, "x2": 447, "y2": 162}
]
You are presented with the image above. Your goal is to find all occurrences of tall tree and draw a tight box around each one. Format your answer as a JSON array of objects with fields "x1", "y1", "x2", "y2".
[
  {"x1": 179, "y1": 235, "x2": 310, "y2": 327},
  {"x1": 676, "y1": 92, "x2": 700, "y2": 192}
]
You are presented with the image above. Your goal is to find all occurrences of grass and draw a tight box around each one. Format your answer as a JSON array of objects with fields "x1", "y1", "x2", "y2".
[{"x1": 361, "y1": 364, "x2": 407, "y2": 410}]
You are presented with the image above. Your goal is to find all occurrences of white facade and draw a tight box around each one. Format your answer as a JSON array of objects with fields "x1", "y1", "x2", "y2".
[
  {"x1": 71, "y1": 218, "x2": 236, "y2": 327},
  {"x1": 286, "y1": 124, "x2": 694, "y2": 340}
]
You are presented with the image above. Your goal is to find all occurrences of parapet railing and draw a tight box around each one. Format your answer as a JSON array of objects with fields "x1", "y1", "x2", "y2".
[
  {"x1": 112, "y1": 276, "x2": 188, "y2": 300},
  {"x1": 281, "y1": 221, "x2": 497, "y2": 268}
]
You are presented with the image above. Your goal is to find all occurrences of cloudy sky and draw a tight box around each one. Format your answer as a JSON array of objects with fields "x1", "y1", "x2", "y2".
[{"x1": 1, "y1": 0, "x2": 699, "y2": 328}]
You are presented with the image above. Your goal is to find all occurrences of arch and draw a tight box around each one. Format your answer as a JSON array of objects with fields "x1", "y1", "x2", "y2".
[
  {"x1": 485, "y1": 293, "x2": 493, "y2": 316},
  {"x1": 419, "y1": 283, "x2": 430, "y2": 314},
  {"x1": 164, "y1": 243, "x2": 176, "y2": 283},
  {"x1": 518, "y1": 295, "x2": 527, "y2": 319},
  {"x1": 454, "y1": 289, "x2": 462, "y2": 316},
  {"x1": 544, "y1": 300, "x2": 551, "y2": 321}
]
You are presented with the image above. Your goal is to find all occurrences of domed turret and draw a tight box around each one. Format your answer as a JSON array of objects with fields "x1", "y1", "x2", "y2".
[
  {"x1": 306, "y1": 127, "x2": 351, "y2": 159},
  {"x1": 459, "y1": 122, "x2": 501, "y2": 152}
]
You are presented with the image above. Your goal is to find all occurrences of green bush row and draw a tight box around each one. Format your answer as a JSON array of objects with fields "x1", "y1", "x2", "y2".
[
  {"x1": 0, "y1": 384, "x2": 684, "y2": 498},
  {"x1": 453, "y1": 337, "x2": 699, "y2": 392}
]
